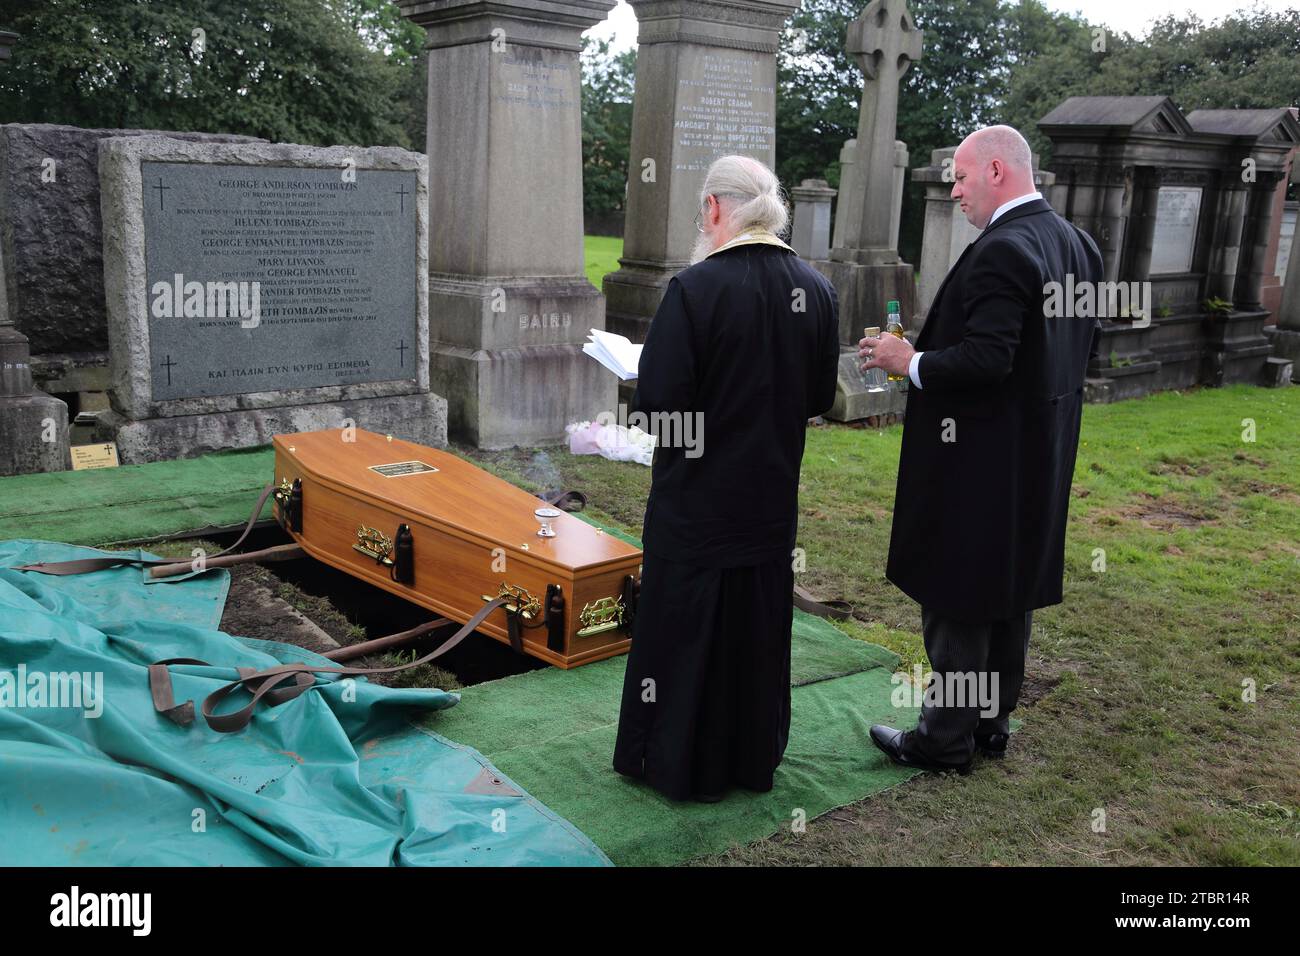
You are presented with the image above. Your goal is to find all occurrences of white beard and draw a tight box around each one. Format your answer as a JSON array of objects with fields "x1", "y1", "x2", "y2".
[{"x1": 689, "y1": 231, "x2": 714, "y2": 265}]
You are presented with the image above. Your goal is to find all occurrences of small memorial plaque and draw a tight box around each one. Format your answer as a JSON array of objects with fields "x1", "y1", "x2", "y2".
[
  {"x1": 70, "y1": 443, "x2": 120, "y2": 471},
  {"x1": 369, "y1": 460, "x2": 439, "y2": 478},
  {"x1": 1150, "y1": 186, "x2": 1202, "y2": 275}
]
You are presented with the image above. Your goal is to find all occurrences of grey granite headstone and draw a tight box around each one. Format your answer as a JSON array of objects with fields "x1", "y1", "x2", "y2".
[
  {"x1": 398, "y1": 0, "x2": 617, "y2": 449},
  {"x1": 815, "y1": 0, "x2": 921, "y2": 356},
  {"x1": 602, "y1": 0, "x2": 801, "y2": 343},
  {"x1": 138, "y1": 161, "x2": 418, "y2": 401},
  {"x1": 96, "y1": 135, "x2": 445, "y2": 463},
  {"x1": 0, "y1": 34, "x2": 71, "y2": 476},
  {"x1": 790, "y1": 179, "x2": 836, "y2": 260},
  {"x1": 0, "y1": 124, "x2": 265, "y2": 359}
]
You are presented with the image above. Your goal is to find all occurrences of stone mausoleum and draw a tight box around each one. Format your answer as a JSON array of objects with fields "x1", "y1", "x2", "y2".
[{"x1": 1038, "y1": 96, "x2": 1299, "y2": 400}]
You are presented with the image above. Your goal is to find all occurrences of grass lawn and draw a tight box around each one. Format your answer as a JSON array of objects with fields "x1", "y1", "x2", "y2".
[
  {"x1": 583, "y1": 234, "x2": 623, "y2": 288},
  {"x1": 454, "y1": 383, "x2": 1300, "y2": 866}
]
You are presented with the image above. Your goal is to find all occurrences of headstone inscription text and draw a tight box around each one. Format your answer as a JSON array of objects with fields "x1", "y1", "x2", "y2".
[
  {"x1": 674, "y1": 52, "x2": 773, "y2": 174},
  {"x1": 1149, "y1": 186, "x2": 1203, "y2": 275},
  {"x1": 141, "y1": 162, "x2": 417, "y2": 401},
  {"x1": 495, "y1": 50, "x2": 577, "y2": 112}
]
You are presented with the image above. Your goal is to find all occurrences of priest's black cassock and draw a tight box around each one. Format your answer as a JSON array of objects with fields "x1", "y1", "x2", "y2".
[{"x1": 612, "y1": 237, "x2": 839, "y2": 801}]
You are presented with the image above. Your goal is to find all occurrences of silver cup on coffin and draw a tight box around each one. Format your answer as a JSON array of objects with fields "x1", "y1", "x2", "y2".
[{"x1": 534, "y1": 507, "x2": 562, "y2": 537}]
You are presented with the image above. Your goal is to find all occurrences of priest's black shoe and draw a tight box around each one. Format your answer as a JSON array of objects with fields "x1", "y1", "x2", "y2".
[
  {"x1": 975, "y1": 732, "x2": 1009, "y2": 759},
  {"x1": 869, "y1": 724, "x2": 972, "y2": 775}
]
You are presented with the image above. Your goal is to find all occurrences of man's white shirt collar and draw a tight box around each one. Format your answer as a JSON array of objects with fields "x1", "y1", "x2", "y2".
[{"x1": 988, "y1": 191, "x2": 1042, "y2": 226}]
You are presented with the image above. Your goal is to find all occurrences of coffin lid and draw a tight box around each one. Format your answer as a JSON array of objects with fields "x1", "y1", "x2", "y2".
[{"x1": 273, "y1": 428, "x2": 640, "y2": 574}]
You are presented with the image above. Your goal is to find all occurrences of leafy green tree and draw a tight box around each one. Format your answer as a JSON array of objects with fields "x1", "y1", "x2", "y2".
[
  {"x1": 1000, "y1": 8, "x2": 1300, "y2": 163},
  {"x1": 775, "y1": 0, "x2": 863, "y2": 191},
  {"x1": 0, "y1": 0, "x2": 423, "y2": 149},
  {"x1": 777, "y1": 0, "x2": 1016, "y2": 264},
  {"x1": 580, "y1": 37, "x2": 636, "y2": 222}
]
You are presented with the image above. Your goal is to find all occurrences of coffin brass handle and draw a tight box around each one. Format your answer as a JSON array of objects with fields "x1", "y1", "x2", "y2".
[
  {"x1": 353, "y1": 525, "x2": 395, "y2": 566},
  {"x1": 481, "y1": 582, "x2": 540, "y2": 621},
  {"x1": 273, "y1": 478, "x2": 294, "y2": 505},
  {"x1": 577, "y1": 595, "x2": 625, "y2": 638}
]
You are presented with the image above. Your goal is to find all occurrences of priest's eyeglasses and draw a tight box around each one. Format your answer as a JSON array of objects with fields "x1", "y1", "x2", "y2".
[{"x1": 694, "y1": 193, "x2": 742, "y2": 232}]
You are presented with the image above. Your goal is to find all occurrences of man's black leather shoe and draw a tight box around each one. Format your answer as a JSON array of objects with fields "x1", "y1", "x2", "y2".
[
  {"x1": 869, "y1": 724, "x2": 972, "y2": 775},
  {"x1": 975, "y1": 732, "x2": 1009, "y2": 759}
]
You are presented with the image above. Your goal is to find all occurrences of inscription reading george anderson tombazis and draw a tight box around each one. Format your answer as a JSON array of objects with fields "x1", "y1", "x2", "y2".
[{"x1": 141, "y1": 162, "x2": 418, "y2": 401}]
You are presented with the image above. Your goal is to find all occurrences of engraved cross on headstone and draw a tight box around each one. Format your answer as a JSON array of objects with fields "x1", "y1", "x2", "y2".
[
  {"x1": 160, "y1": 354, "x2": 177, "y2": 386},
  {"x1": 839, "y1": 0, "x2": 923, "y2": 259},
  {"x1": 395, "y1": 184, "x2": 410, "y2": 214},
  {"x1": 152, "y1": 177, "x2": 171, "y2": 211}
]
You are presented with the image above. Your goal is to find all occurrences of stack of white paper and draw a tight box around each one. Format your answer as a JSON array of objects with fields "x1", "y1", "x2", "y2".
[{"x1": 582, "y1": 328, "x2": 642, "y2": 380}]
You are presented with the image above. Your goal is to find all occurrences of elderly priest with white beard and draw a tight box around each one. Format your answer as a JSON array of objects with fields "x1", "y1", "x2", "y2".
[{"x1": 612, "y1": 156, "x2": 840, "y2": 802}]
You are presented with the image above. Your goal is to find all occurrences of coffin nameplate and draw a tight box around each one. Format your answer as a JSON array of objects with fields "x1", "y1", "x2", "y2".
[{"x1": 369, "y1": 460, "x2": 439, "y2": 478}]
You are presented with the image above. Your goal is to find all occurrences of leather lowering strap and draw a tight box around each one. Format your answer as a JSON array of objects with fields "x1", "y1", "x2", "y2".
[
  {"x1": 12, "y1": 482, "x2": 277, "y2": 576},
  {"x1": 793, "y1": 584, "x2": 853, "y2": 621},
  {"x1": 149, "y1": 595, "x2": 512, "y2": 733}
]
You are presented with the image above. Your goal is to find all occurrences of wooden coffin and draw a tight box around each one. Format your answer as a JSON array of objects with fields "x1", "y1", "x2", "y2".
[{"x1": 271, "y1": 428, "x2": 642, "y2": 668}]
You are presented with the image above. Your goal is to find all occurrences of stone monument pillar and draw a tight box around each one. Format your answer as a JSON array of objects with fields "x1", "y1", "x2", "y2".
[
  {"x1": 830, "y1": 139, "x2": 859, "y2": 250},
  {"x1": 911, "y1": 146, "x2": 979, "y2": 325},
  {"x1": 889, "y1": 140, "x2": 908, "y2": 253},
  {"x1": 602, "y1": 0, "x2": 801, "y2": 342},
  {"x1": 1235, "y1": 172, "x2": 1287, "y2": 311},
  {"x1": 398, "y1": 0, "x2": 617, "y2": 448},
  {"x1": 1205, "y1": 182, "x2": 1250, "y2": 302},
  {"x1": 0, "y1": 29, "x2": 71, "y2": 476},
  {"x1": 814, "y1": 0, "x2": 921, "y2": 348},
  {"x1": 831, "y1": 138, "x2": 906, "y2": 253},
  {"x1": 790, "y1": 179, "x2": 837, "y2": 260}
]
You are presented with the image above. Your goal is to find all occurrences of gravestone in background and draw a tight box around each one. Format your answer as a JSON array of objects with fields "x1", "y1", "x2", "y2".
[
  {"x1": 0, "y1": 29, "x2": 70, "y2": 476},
  {"x1": 0, "y1": 124, "x2": 266, "y2": 422},
  {"x1": 830, "y1": 138, "x2": 908, "y2": 255},
  {"x1": 815, "y1": 0, "x2": 921, "y2": 423},
  {"x1": 1041, "y1": 98, "x2": 1299, "y2": 398},
  {"x1": 398, "y1": 0, "x2": 617, "y2": 449},
  {"x1": 96, "y1": 135, "x2": 444, "y2": 464},
  {"x1": 814, "y1": 0, "x2": 921, "y2": 353},
  {"x1": 602, "y1": 0, "x2": 800, "y2": 343},
  {"x1": 790, "y1": 179, "x2": 836, "y2": 261}
]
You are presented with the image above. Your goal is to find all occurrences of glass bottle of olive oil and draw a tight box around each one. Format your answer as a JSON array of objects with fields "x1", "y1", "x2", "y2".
[{"x1": 885, "y1": 300, "x2": 906, "y2": 383}]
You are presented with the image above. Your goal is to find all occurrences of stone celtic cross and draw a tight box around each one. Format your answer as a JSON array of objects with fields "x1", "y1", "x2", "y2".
[{"x1": 842, "y1": 0, "x2": 923, "y2": 257}]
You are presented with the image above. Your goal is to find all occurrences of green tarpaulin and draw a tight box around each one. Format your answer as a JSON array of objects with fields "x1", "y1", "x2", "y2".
[{"x1": 0, "y1": 539, "x2": 610, "y2": 866}]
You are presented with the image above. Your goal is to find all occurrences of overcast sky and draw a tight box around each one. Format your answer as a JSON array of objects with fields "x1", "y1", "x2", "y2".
[{"x1": 585, "y1": 0, "x2": 1299, "y2": 51}]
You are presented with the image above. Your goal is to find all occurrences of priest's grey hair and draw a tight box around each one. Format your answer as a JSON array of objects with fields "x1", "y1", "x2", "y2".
[{"x1": 700, "y1": 155, "x2": 789, "y2": 237}]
